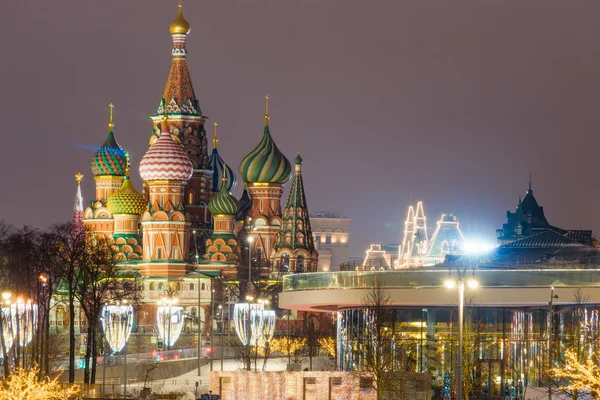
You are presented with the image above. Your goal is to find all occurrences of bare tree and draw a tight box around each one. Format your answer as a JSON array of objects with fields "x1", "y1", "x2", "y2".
[
  {"x1": 357, "y1": 284, "x2": 403, "y2": 400},
  {"x1": 76, "y1": 235, "x2": 140, "y2": 384}
]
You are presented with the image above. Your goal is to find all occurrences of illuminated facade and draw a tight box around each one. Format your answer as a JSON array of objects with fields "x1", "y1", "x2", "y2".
[
  {"x1": 310, "y1": 212, "x2": 351, "y2": 272},
  {"x1": 72, "y1": 5, "x2": 318, "y2": 332}
]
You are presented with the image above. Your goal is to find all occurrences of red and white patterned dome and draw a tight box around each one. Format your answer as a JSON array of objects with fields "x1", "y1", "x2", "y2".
[{"x1": 139, "y1": 119, "x2": 193, "y2": 182}]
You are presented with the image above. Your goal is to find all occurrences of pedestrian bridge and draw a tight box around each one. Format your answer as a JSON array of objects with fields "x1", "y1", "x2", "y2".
[{"x1": 279, "y1": 268, "x2": 600, "y2": 311}]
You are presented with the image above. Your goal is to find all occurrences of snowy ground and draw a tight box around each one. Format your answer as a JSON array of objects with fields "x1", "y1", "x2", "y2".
[{"x1": 129, "y1": 357, "x2": 335, "y2": 398}]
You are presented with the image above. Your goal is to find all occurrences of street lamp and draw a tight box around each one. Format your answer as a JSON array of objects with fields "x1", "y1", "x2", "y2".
[
  {"x1": 445, "y1": 270, "x2": 478, "y2": 400},
  {"x1": 247, "y1": 236, "x2": 254, "y2": 283}
]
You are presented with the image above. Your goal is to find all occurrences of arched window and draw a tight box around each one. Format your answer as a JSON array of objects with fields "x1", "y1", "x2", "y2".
[
  {"x1": 201, "y1": 282, "x2": 206, "y2": 291},
  {"x1": 188, "y1": 191, "x2": 194, "y2": 204},
  {"x1": 296, "y1": 255, "x2": 305, "y2": 273},
  {"x1": 191, "y1": 307, "x2": 197, "y2": 317},
  {"x1": 190, "y1": 283, "x2": 195, "y2": 291},
  {"x1": 176, "y1": 282, "x2": 181, "y2": 291},
  {"x1": 150, "y1": 282, "x2": 157, "y2": 291},
  {"x1": 282, "y1": 254, "x2": 290, "y2": 271},
  {"x1": 158, "y1": 282, "x2": 164, "y2": 291}
]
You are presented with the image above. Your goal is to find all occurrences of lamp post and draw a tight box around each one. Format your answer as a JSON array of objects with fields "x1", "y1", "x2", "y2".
[
  {"x1": 247, "y1": 236, "x2": 254, "y2": 283},
  {"x1": 218, "y1": 304, "x2": 223, "y2": 371},
  {"x1": 445, "y1": 269, "x2": 478, "y2": 400},
  {"x1": 210, "y1": 289, "x2": 215, "y2": 372},
  {"x1": 548, "y1": 286, "x2": 559, "y2": 400}
]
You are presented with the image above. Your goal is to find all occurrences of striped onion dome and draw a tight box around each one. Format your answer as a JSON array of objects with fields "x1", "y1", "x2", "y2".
[
  {"x1": 107, "y1": 176, "x2": 146, "y2": 215},
  {"x1": 239, "y1": 118, "x2": 292, "y2": 185},
  {"x1": 235, "y1": 183, "x2": 251, "y2": 221},
  {"x1": 208, "y1": 174, "x2": 239, "y2": 216},
  {"x1": 208, "y1": 148, "x2": 236, "y2": 192},
  {"x1": 139, "y1": 117, "x2": 193, "y2": 182},
  {"x1": 91, "y1": 129, "x2": 127, "y2": 176}
]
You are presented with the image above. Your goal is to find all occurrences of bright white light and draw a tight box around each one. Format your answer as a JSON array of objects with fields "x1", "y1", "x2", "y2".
[
  {"x1": 101, "y1": 305, "x2": 133, "y2": 352},
  {"x1": 233, "y1": 302, "x2": 276, "y2": 347},
  {"x1": 468, "y1": 279, "x2": 479, "y2": 289},
  {"x1": 157, "y1": 306, "x2": 184, "y2": 347},
  {"x1": 462, "y1": 239, "x2": 496, "y2": 255},
  {"x1": 11, "y1": 302, "x2": 37, "y2": 347},
  {"x1": 247, "y1": 236, "x2": 254, "y2": 243},
  {"x1": 444, "y1": 280, "x2": 456, "y2": 289}
]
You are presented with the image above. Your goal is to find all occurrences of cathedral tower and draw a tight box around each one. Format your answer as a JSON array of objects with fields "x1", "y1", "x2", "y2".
[
  {"x1": 139, "y1": 113, "x2": 194, "y2": 277},
  {"x1": 239, "y1": 96, "x2": 292, "y2": 262},
  {"x1": 107, "y1": 156, "x2": 145, "y2": 262},
  {"x1": 204, "y1": 167, "x2": 240, "y2": 272},
  {"x1": 207, "y1": 122, "x2": 235, "y2": 196},
  {"x1": 84, "y1": 104, "x2": 126, "y2": 237},
  {"x1": 273, "y1": 154, "x2": 318, "y2": 272},
  {"x1": 150, "y1": 3, "x2": 212, "y2": 242}
]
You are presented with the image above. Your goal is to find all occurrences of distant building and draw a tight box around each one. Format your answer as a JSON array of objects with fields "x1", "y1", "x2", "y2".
[
  {"x1": 310, "y1": 212, "x2": 351, "y2": 271},
  {"x1": 497, "y1": 179, "x2": 593, "y2": 246}
]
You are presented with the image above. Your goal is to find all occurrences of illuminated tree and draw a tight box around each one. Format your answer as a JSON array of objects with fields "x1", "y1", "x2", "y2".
[
  {"x1": 318, "y1": 336, "x2": 336, "y2": 357},
  {"x1": 551, "y1": 349, "x2": 600, "y2": 398},
  {"x1": 0, "y1": 365, "x2": 80, "y2": 400}
]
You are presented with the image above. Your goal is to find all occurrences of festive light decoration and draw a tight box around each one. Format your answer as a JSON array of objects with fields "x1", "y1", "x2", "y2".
[
  {"x1": 233, "y1": 300, "x2": 276, "y2": 347},
  {"x1": 0, "y1": 365, "x2": 80, "y2": 400},
  {"x1": 11, "y1": 300, "x2": 37, "y2": 347},
  {"x1": 101, "y1": 304, "x2": 134, "y2": 352},
  {"x1": 156, "y1": 305, "x2": 184, "y2": 347},
  {"x1": 0, "y1": 307, "x2": 14, "y2": 358}
]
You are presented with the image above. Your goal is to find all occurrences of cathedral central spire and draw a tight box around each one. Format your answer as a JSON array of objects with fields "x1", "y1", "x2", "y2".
[{"x1": 159, "y1": 2, "x2": 199, "y2": 116}]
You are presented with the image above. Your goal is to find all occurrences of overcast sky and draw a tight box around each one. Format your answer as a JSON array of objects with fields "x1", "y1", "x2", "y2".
[{"x1": 1, "y1": 0, "x2": 600, "y2": 257}]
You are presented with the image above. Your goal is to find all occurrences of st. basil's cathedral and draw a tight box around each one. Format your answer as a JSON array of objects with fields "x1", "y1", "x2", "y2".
[{"x1": 72, "y1": 4, "x2": 318, "y2": 330}]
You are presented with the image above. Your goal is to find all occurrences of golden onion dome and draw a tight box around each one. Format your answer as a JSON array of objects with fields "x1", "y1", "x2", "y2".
[
  {"x1": 170, "y1": 3, "x2": 190, "y2": 35},
  {"x1": 107, "y1": 176, "x2": 147, "y2": 215}
]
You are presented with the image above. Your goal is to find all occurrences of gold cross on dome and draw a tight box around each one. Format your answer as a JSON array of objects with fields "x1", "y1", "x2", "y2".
[
  {"x1": 109, "y1": 103, "x2": 114, "y2": 121},
  {"x1": 75, "y1": 173, "x2": 83, "y2": 183},
  {"x1": 213, "y1": 122, "x2": 218, "y2": 149}
]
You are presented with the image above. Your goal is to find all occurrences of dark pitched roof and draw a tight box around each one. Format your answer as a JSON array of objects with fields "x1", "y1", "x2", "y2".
[{"x1": 500, "y1": 230, "x2": 584, "y2": 248}]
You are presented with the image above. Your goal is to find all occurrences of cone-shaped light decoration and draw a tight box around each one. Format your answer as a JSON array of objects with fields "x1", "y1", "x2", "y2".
[
  {"x1": 157, "y1": 306, "x2": 184, "y2": 347},
  {"x1": 0, "y1": 307, "x2": 14, "y2": 358},
  {"x1": 11, "y1": 301, "x2": 37, "y2": 347},
  {"x1": 101, "y1": 305, "x2": 134, "y2": 352}
]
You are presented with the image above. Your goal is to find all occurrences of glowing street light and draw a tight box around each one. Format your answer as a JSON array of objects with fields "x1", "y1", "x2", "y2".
[
  {"x1": 101, "y1": 303, "x2": 133, "y2": 353},
  {"x1": 445, "y1": 270, "x2": 478, "y2": 400}
]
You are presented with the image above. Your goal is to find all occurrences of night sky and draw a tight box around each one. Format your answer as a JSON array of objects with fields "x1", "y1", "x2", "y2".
[{"x1": 2, "y1": 1, "x2": 600, "y2": 257}]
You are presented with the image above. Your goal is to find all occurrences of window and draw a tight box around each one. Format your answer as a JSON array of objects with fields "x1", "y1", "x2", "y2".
[
  {"x1": 326, "y1": 235, "x2": 332, "y2": 244},
  {"x1": 296, "y1": 255, "x2": 305, "y2": 273},
  {"x1": 158, "y1": 282, "x2": 164, "y2": 291},
  {"x1": 260, "y1": 199, "x2": 263, "y2": 212},
  {"x1": 150, "y1": 282, "x2": 157, "y2": 291},
  {"x1": 188, "y1": 191, "x2": 194, "y2": 204},
  {"x1": 201, "y1": 282, "x2": 206, "y2": 291},
  {"x1": 176, "y1": 282, "x2": 181, "y2": 291},
  {"x1": 315, "y1": 235, "x2": 321, "y2": 243},
  {"x1": 190, "y1": 283, "x2": 195, "y2": 291},
  {"x1": 157, "y1": 248, "x2": 163, "y2": 259},
  {"x1": 160, "y1": 195, "x2": 164, "y2": 208},
  {"x1": 282, "y1": 254, "x2": 290, "y2": 271}
]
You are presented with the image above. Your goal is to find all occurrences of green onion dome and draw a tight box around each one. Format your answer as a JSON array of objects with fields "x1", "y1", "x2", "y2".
[
  {"x1": 107, "y1": 176, "x2": 147, "y2": 215},
  {"x1": 91, "y1": 129, "x2": 127, "y2": 176},
  {"x1": 208, "y1": 173, "x2": 240, "y2": 216},
  {"x1": 239, "y1": 116, "x2": 292, "y2": 185}
]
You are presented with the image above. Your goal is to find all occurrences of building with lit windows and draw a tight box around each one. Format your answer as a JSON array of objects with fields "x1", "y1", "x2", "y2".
[
  {"x1": 310, "y1": 212, "x2": 351, "y2": 271},
  {"x1": 281, "y1": 184, "x2": 600, "y2": 399}
]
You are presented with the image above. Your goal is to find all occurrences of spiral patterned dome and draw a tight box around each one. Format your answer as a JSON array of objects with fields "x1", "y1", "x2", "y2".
[
  {"x1": 139, "y1": 118, "x2": 193, "y2": 182},
  {"x1": 91, "y1": 130, "x2": 127, "y2": 176},
  {"x1": 239, "y1": 122, "x2": 292, "y2": 185},
  {"x1": 208, "y1": 148, "x2": 236, "y2": 192},
  {"x1": 208, "y1": 175, "x2": 240, "y2": 216},
  {"x1": 107, "y1": 176, "x2": 146, "y2": 215}
]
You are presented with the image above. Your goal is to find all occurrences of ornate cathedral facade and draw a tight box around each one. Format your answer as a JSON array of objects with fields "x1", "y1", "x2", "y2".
[{"x1": 72, "y1": 4, "x2": 318, "y2": 331}]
